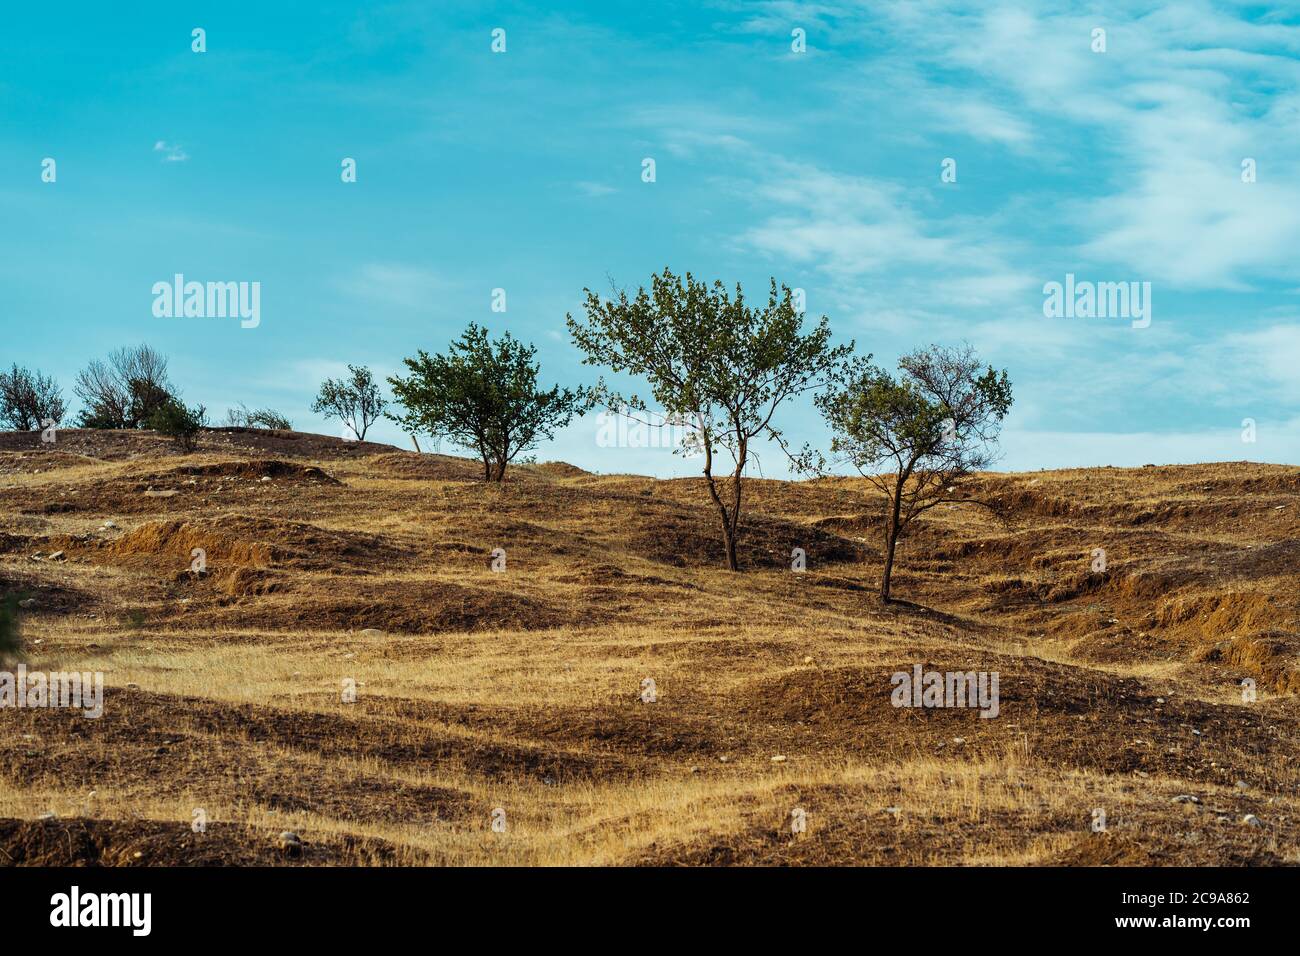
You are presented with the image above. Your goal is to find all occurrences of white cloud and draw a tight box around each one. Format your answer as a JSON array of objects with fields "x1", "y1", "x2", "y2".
[
  {"x1": 575, "y1": 181, "x2": 617, "y2": 198},
  {"x1": 335, "y1": 263, "x2": 449, "y2": 311},
  {"x1": 625, "y1": 105, "x2": 766, "y2": 158},
  {"x1": 153, "y1": 140, "x2": 189, "y2": 162},
  {"x1": 1196, "y1": 322, "x2": 1300, "y2": 405},
  {"x1": 933, "y1": 97, "x2": 1034, "y2": 148}
]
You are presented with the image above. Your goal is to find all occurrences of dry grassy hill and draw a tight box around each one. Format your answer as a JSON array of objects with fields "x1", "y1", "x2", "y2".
[{"x1": 1, "y1": 428, "x2": 1297, "y2": 865}]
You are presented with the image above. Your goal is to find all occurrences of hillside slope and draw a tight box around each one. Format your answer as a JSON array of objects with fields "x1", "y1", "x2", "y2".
[{"x1": 1, "y1": 429, "x2": 1297, "y2": 865}]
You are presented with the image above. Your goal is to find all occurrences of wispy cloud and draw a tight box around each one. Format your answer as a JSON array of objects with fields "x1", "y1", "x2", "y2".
[
  {"x1": 335, "y1": 263, "x2": 450, "y2": 311},
  {"x1": 841, "y1": 1, "x2": 1300, "y2": 289},
  {"x1": 152, "y1": 140, "x2": 189, "y2": 162},
  {"x1": 736, "y1": 157, "x2": 1034, "y2": 331},
  {"x1": 625, "y1": 104, "x2": 767, "y2": 158},
  {"x1": 575, "y1": 181, "x2": 617, "y2": 198}
]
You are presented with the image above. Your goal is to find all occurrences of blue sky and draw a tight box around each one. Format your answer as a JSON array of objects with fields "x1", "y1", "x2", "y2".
[{"x1": 3, "y1": 0, "x2": 1299, "y2": 475}]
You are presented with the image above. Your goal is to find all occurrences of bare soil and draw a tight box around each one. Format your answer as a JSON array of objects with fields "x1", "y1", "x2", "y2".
[{"x1": 1, "y1": 429, "x2": 1296, "y2": 865}]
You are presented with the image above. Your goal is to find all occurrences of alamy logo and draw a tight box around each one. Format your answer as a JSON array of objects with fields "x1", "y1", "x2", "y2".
[
  {"x1": 890, "y1": 664, "x2": 1000, "y2": 718},
  {"x1": 152, "y1": 274, "x2": 260, "y2": 328},
  {"x1": 0, "y1": 665, "x2": 103, "y2": 718},
  {"x1": 50, "y1": 886, "x2": 151, "y2": 936},
  {"x1": 1042, "y1": 273, "x2": 1151, "y2": 329},
  {"x1": 595, "y1": 407, "x2": 702, "y2": 457}
]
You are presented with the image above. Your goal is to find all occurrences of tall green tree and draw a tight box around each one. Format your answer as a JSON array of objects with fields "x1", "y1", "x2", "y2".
[
  {"x1": 809, "y1": 343, "x2": 1012, "y2": 602},
  {"x1": 388, "y1": 324, "x2": 591, "y2": 482},
  {"x1": 568, "y1": 269, "x2": 851, "y2": 571}
]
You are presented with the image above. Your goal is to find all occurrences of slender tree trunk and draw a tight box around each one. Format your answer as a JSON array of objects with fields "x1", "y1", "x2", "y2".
[
  {"x1": 486, "y1": 441, "x2": 507, "y2": 482},
  {"x1": 881, "y1": 521, "x2": 898, "y2": 602},
  {"x1": 726, "y1": 437, "x2": 747, "y2": 571},
  {"x1": 410, "y1": 434, "x2": 421, "y2": 453},
  {"x1": 701, "y1": 433, "x2": 740, "y2": 571},
  {"x1": 881, "y1": 473, "x2": 906, "y2": 602},
  {"x1": 723, "y1": 522, "x2": 738, "y2": 571}
]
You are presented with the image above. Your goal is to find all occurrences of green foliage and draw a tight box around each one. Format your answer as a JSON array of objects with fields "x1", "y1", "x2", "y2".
[
  {"x1": 810, "y1": 343, "x2": 1013, "y2": 600},
  {"x1": 568, "y1": 268, "x2": 851, "y2": 570},
  {"x1": 388, "y1": 323, "x2": 592, "y2": 482},
  {"x1": 146, "y1": 397, "x2": 208, "y2": 451},
  {"x1": 127, "y1": 377, "x2": 175, "y2": 427},
  {"x1": 311, "y1": 365, "x2": 386, "y2": 441},
  {"x1": 817, "y1": 346, "x2": 1012, "y2": 475}
]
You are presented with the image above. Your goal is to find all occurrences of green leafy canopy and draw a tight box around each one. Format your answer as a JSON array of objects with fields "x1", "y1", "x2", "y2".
[
  {"x1": 387, "y1": 323, "x2": 592, "y2": 481},
  {"x1": 567, "y1": 268, "x2": 853, "y2": 463}
]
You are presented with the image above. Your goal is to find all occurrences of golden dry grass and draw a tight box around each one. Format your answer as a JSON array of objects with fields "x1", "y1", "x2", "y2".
[{"x1": 0, "y1": 428, "x2": 1297, "y2": 865}]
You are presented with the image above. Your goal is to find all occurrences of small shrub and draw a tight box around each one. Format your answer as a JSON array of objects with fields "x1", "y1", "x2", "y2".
[
  {"x1": 147, "y1": 398, "x2": 208, "y2": 451},
  {"x1": 225, "y1": 403, "x2": 292, "y2": 430}
]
